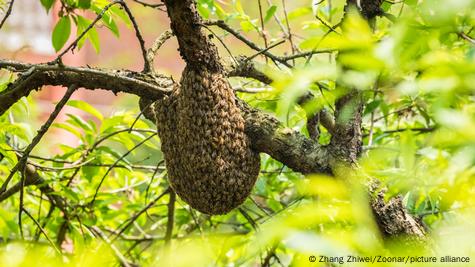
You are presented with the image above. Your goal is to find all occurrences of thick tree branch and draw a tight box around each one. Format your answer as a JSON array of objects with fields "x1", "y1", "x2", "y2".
[
  {"x1": 162, "y1": 0, "x2": 222, "y2": 70},
  {"x1": 330, "y1": 90, "x2": 363, "y2": 164},
  {"x1": 0, "y1": 60, "x2": 172, "y2": 116},
  {"x1": 226, "y1": 57, "x2": 273, "y2": 85},
  {"x1": 238, "y1": 101, "x2": 332, "y2": 174}
]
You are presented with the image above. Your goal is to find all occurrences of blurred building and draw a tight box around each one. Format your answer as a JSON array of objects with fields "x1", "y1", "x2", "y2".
[{"x1": 0, "y1": 1, "x2": 183, "y2": 146}]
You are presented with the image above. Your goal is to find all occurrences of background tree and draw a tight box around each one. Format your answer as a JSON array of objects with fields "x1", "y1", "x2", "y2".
[{"x1": 0, "y1": 0, "x2": 474, "y2": 266}]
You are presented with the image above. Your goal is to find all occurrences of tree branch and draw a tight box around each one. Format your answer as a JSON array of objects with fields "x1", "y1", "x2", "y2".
[
  {"x1": 162, "y1": 0, "x2": 222, "y2": 70},
  {"x1": 0, "y1": 60, "x2": 172, "y2": 116},
  {"x1": 165, "y1": 190, "x2": 175, "y2": 245},
  {"x1": 146, "y1": 29, "x2": 174, "y2": 71},
  {"x1": 238, "y1": 101, "x2": 332, "y2": 174},
  {"x1": 0, "y1": 0, "x2": 14, "y2": 30}
]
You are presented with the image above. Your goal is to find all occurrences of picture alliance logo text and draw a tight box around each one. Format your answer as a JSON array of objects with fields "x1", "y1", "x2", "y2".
[{"x1": 314, "y1": 255, "x2": 471, "y2": 264}]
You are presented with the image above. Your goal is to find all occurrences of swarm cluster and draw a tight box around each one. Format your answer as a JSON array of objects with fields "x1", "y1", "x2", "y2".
[{"x1": 154, "y1": 66, "x2": 260, "y2": 214}]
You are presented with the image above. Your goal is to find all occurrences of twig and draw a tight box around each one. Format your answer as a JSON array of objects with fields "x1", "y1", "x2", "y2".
[
  {"x1": 373, "y1": 105, "x2": 414, "y2": 122},
  {"x1": 56, "y1": 220, "x2": 69, "y2": 248},
  {"x1": 0, "y1": 0, "x2": 14, "y2": 30},
  {"x1": 118, "y1": 0, "x2": 151, "y2": 73},
  {"x1": 257, "y1": 0, "x2": 269, "y2": 55},
  {"x1": 281, "y1": 0, "x2": 297, "y2": 60},
  {"x1": 315, "y1": 14, "x2": 340, "y2": 35},
  {"x1": 50, "y1": 0, "x2": 150, "y2": 72},
  {"x1": 204, "y1": 20, "x2": 332, "y2": 65},
  {"x1": 204, "y1": 20, "x2": 292, "y2": 68},
  {"x1": 200, "y1": 23, "x2": 238, "y2": 64},
  {"x1": 146, "y1": 29, "x2": 174, "y2": 71},
  {"x1": 25, "y1": 157, "x2": 95, "y2": 171},
  {"x1": 227, "y1": 57, "x2": 273, "y2": 84},
  {"x1": 0, "y1": 84, "x2": 77, "y2": 194},
  {"x1": 110, "y1": 187, "x2": 170, "y2": 243},
  {"x1": 165, "y1": 190, "x2": 176, "y2": 245},
  {"x1": 261, "y1": 245, "x2": 278, "y2": 267},
  {"x1": 280, "y1": 49, "x2": 335, "y2": 61},
  {"x1": 89, "y1": 133, "x2": 157, "y2": 206},
  {"x1": 25, "y1": 159, "x2": 163, "y2": 172},
  {"x1": 247, "y1": 39, "x2": 285, "y2": 60},
  {"x1": 64, "y1": 128, "x2": 157, "y2": 187},
  {"x1": 90, "y1": 226, "x2": 132, "y2": 267},
  {"x1": 92, "y1": 128, "x2": 157, "y2": 151},
  {"x1": 22, "y1": 208, "x2": 61, "y2": 254},
  {"x1": 0, "y1": 163, "x2": 68, "y2": 215},
  {"x1": 34, "y1": 205, "x2": 55, "y2": 241},
  {"x1": 458, "y1": 32, "x2": 475, "y2": 45},
  {"x1": 131, "y1": 0, "x2": 165, "y2": 10},
  {"x1": 79, "y1": 129, "x2": 156, "y2": 174},
  {"x1": 362, "y1": 127, "x2": 436, "y2": 137},
  {"x1": 16, "y1": 85, "x2": 76, "y2": 238},
  {"x1": 144, "y1": 160, "x2": 165, "y2": 205},
  {"x1": 129, "y1": 102, "x2": 154, "y2": 132},
  {"x1": 52, "y1": 1, "x2": 121, "y2": 64},
  {"x1": 266, "y1": 0, "x2": 300, "y2": 54},
  {"x1": 103, "y1": 227, "x2": 163, "y2": 242},
  {"x1": 234, "y1": 87, "x2": 272, "y2": 93},
  {"x1": 238, "y1": 207, "x2": 258, "y2": 230}
]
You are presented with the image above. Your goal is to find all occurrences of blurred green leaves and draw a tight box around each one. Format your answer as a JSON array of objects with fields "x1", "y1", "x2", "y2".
[{"x1": 2, "y1": 0, "x2": 475, "y2": 266}]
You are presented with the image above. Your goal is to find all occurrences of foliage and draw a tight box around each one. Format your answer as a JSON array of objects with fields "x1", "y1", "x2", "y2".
[{"x1": 0, "y1": 0, "x2": 475, "y2": 266}]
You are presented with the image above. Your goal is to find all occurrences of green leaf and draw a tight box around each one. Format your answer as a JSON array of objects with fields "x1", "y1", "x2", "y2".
[
  {"x1": 63, "y1": 187, "x2": 81, "y2": 202},
  {"x1": 88, "y1": 26, "x2": 101, "y2": 53},
  {"x1": 379, "y1": 100, "x2": 389, "y2": 124},
  {"x1": 264, "y1": 5, "x2": 277, "y2": 23},
  {"x1": 75, "y1": 15, "x2": 88, "y2": 49},
  {"x1": 234, "y1": 0, "x2": 245, "y2": 15},
  {"x1": 67, "y1": 100, "x2": 104, "y2": 121},
  {"x1": 66, "y1": 114, "x2": 95, "y2": 134},
  {"x1": 0, "y1": 143, "x2": 18, "y2": 167},
  {"x1": 97, "y1": 146, "x2": 132, "y2": 171},
  {"x1": 364, "y1": 100, "x2": 382, "y2": 115},
  {"x1": 78, "y1": 0, "x2": 91, "y2": 9},
  {"x1": 110, "y1": 5, "x2": 132, "y2": 27},
  {"x1": 82, "y1": 165, "x2": 100, "y2": 182},
  {"x1": 240, "y1": 20, "x2": 257, "y2": 32},
  {"x1": 197, "y1": 3, "x2": 211, "y2": 18},
  {"x1": 416, "y1": 105, "x2": 432, "y2": 126},
  {"x1": 52, "y1": 16, "x2": 71, "y2": 52},
  {"x1": 288, "y1": 7, "x2": 312, "y2": 20},
  {"x1": 381, "y1": 1, "x2": 392, "y2": 12},
  {"x1": 40, "y1": 0, "x2": 56, "y2": 12},
  {"x1": 75, "y1": 15, "x2": 101, "y2": 52},
  {"x1": 101, "y1": 12, "x2": 120, "y2": 37},
  {"x1": 53, "y1": 122, "x2": 83, "y2": 139},
  {"x1": 214, "y1": 2, "x2": 227, "y2": 19}
]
